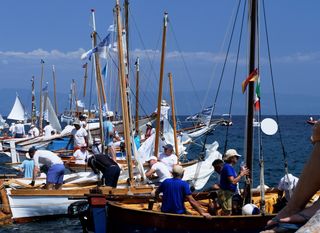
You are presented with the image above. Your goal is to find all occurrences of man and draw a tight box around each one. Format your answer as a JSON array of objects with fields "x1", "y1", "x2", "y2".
[
  {"x1": 275, "y1": 173, "x2": 299, "y2": 212},
  {"x1": 43, "y1": 121, "x2": 54, "y2": 137},
  {"x1": 154, "y1": 165, "x2": 212, "y2": 219},
  {"x1": 211, "y1": 159, "x2": 224, "y2": 190},
  {"x1": 28, "y1": 124, "x2": 40, "y2": 137},
  {"x1": 143, "y1": 122, "x2": 155, "y2": 141},
  {"x1": 9, "y1": 123, "x2": 15, "y2": 137},
  {"x1": 14, "y1": 120, "x2": 25, "y2": 138},
  {"x1": 71, "y1": 143, "x2": 90, "y2": 165},
  {"x1": 69, "y1": 120, "x2": 88, "y2": 151},
  {"x1": 92, "y1": 138, "x2": 102, "y2": 155},
  {"x1": 79, "y1": 114, "x2": 88, "y2": 128},
  {"x1": 87, "y1": 153, "x2": 121, "y2": 188},
  {"x1": 145, "y1": 156, "x2": 172, "y2": 183},
  {"x1": 218, "y1": 149, "x2": 249, "y2": 215},
  {"x1": 159, "y1": 144, "x2": 178, "y2": 172},
  {"x1": 29, "y1": 147, "x2": 65, "y2": 190},
  {"x1": 103, "y1": 111, "x2": 116, "y2": 161}
]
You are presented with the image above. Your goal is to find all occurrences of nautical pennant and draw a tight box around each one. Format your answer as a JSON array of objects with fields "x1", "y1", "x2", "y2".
[
  {"x1": 81, "y1": 33, "x2": 111, "y2": 60},
  {"x1": 242, "y1": 68, "x2": 258, "y2": 93}
]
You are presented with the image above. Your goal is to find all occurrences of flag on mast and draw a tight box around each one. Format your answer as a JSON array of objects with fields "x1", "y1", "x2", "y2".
[
  {"x1": 254, "y1": 77, "x2": 261, "y2": 111},
  {"x1": 242, "y1": 68, "x2": 258, "y2": 93},
  {"x1": 81, "y1": 33, "x2": 111, "y2": 60}
]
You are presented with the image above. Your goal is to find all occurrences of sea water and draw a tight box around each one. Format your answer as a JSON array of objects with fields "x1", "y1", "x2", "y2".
[{"x1": 0, "y1": 115, "x2": 316, "y2": 232}]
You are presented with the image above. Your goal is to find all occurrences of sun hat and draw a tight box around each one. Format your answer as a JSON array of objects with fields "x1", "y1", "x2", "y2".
[
  {"x1": 223, "y1": 149, "x2": 241, "y2": 161},
  {"x1": 172, "y1": 165, "x2": 184, "y2": 176},
  {"x1": 146, "y1": 156, "x2": 158, "y2": 162},
  {"x1": 146, "y1": 122, "x2": 152, "y2": 127}
]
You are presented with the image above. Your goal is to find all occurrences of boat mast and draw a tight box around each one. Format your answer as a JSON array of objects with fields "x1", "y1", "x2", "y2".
[
  {"x1": 39, "y1": 60, "x2": 44, "y2": 133},
  {"x1": 124, "y1": 0, "x2": 129, "y2": 73},
  {"x1": 72, "y1": 79, "x2": 79, "y2": 114},
  {"x1": 115, "y1": 0, "x2": 134, "y2": 185},
  {"x1": 91, "y1": 9, "x2": 105, "y2": 148},
  {"x1": 135, "y1": 57, "x2": 140, "y2": 132},
  {"x1": 168, "y1": 73, "x2": 179, "y2": 157},
  {"x1": 52, "y1": 65, "x2": 58, "y2": 115},
  {"x1": 154, "y1": 12, "x2": 168, "y2": 158},
  {"x1": 244, "y1": 0, "x2": 257, "y2": 204},
  {"x1": 83, "y1": 63, "x2": 88, "y2": 97},
  {"x1": 31, "y1": 76, "x2": 36, "y2": 124}
]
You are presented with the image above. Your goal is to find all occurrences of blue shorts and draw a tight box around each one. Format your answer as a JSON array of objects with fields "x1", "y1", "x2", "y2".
[{"x1": 47, "y1": 164, "x2": 65, "y2": 184}]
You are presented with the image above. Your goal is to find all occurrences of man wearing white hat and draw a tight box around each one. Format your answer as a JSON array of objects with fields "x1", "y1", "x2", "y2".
[
  {"x1": 218, "y1": 149, "x2": 249, "y2": 215},
  {"x1": 145, "y1": 156, "x2": 171, "y2": 183},
  {"x1": 28, "y1": 124, "x2": 40, "y2": 137}
]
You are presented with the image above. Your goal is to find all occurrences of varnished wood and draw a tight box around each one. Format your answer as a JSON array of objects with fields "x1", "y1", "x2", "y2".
[{"x1": 168, "y1": 73, "x2": 179, "y2": 156}]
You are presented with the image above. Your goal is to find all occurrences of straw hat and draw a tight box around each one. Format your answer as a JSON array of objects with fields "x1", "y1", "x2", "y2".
[{"x1": 223, "y1": 149, "x2": 241, "y2": 161}]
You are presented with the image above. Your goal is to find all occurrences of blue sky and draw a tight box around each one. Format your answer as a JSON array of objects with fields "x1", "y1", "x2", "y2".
[{"x1": 0, "y1": 0, "x2": 320, "y2": 115}]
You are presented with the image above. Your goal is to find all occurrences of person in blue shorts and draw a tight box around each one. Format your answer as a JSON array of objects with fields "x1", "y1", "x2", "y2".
[
  {"x1": 28, "y1": 147, "x2": 65, "y2": 190},
  {"x1": 154, "y1": 165, "x2": 212, "y2": 219}
]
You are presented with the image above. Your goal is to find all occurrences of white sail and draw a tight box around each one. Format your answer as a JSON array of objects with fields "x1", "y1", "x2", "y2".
[
  {"x1": 7, "y1": 95, "x2": 25, "y2": 121},
  {"x1": 44, "y1": 97, "x2": 62, "y2": 132}
]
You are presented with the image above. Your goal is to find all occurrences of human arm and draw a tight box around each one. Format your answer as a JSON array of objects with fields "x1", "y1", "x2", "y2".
[
  {"x1": 145, "y1": 168, "x2": 156, "y2": 178},
  {"x1": 228, "y1": 167, "x2": 249, "y2": 185},
  {"x1": 186, "y1": 195, "x2": 213, "y2": 219}
]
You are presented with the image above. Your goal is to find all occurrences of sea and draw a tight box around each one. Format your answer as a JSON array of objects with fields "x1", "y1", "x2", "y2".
[{"x1": 0, "y1": 115, "x2": 317, "y2": 233}]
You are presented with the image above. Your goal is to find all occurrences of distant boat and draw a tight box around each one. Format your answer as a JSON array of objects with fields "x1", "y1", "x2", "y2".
[
  {"x1": 307, "y1": 116, "x2": 318, "y2": 125},
  {"x1": 7, "y1": 94, "x2": 26, "y2": 122}
]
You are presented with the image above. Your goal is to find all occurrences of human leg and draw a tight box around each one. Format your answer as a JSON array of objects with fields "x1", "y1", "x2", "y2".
[
  {"x1": 217, "y1": 190, "x2": 233, "y2": 215},
  {"x1": 47, "y1": 164, "x2": 65, "y2": 190}
]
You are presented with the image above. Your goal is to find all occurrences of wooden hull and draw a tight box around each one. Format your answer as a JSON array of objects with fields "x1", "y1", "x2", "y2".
[{"x1": 107, "y1": 201, "x2": 274, "y2": 233}]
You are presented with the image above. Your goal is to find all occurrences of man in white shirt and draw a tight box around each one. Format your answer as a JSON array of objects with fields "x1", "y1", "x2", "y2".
[
  {"x1": 43, "y1": 121, "x2": 54, "y2": 137},
  {"x1": 69, "y1": 120, "x2": 88, "y2": 151},
  {"x1": 28, "y1": 124, "x2": 40, "y2": 137},
  {"x1": 159, "y1": 144, "x2": 178, "y2": 172},
  {"x1": 71, "y1": 143, "x2": 91, "y2": 164},
  {"x1": 9, "y1": 123, "x2": 16, "y2": 136},
  {"x1": 28, "y1": 147, "x2": 65, "y2": 190},
  {"x1": 145, "y1": 156, "x2": 172, "y2": 183},
  {"x1": 14, "y1": 121, "x2": 25, "y2": 138}
]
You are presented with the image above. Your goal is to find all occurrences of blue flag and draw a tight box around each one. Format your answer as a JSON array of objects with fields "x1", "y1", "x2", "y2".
[{"x1": 81, "y1": 33, "x2": 111, "y2": 60}]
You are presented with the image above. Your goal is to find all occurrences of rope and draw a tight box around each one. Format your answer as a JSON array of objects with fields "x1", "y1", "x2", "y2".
[{"x1": 262, "y1": 0, "x2": 289, "y2": 173}]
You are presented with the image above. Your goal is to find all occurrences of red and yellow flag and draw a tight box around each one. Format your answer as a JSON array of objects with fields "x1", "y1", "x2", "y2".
[{"x1": 242, "y1": 68, "x2": 258, "y2": 93}]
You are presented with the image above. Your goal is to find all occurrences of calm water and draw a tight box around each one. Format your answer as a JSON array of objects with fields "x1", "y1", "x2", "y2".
[{"x1": 0, "y1": 115, "x2": 316, "y2": 232}]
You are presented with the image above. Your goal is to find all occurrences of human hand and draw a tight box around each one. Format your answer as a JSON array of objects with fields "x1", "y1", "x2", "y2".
[
  {"x1": 29, "y1": 180, "x2": 35, "y2": 186},
  {"x1": 202, "y1": 213, "x2": 213, "y2": 220},
  {"x1": 240, "y1": 167, "x2": 250, "y2": 177},
  {"x1": 311, "y1": 121, "x2": 320, "y2": 144}
]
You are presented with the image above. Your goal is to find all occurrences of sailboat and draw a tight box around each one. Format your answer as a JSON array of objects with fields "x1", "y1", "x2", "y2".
[
  {"x1": 88, "y1": 0, "x2": 284, "y2": 232},
  {"x1": 7, "y1": 94, "x2": 27, "y2": 123}
]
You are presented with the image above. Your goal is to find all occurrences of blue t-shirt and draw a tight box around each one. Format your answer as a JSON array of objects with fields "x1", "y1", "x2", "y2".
[
  {"x1": 158, "y1": 178, "x2": 192, "y2": 214},
  {"x1": 19, "y1": 159, "x2": 34, "y2": 178},
  {"x1": 220, "y1": 163, "x2": 237, "y2": 192},
  {"x1": 103, "y1": 120, "x2": 114, "y2": 146}
]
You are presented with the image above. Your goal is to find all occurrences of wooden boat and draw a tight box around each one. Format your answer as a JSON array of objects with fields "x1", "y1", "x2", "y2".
[{"x1": 307, "y1": 117, "x2": 318, "y2": 125}]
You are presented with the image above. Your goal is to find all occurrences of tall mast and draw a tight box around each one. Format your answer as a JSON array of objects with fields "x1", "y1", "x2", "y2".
[
  {"x1": 154, "y1": 12, "x2": 168, "y2": 158},
  {"x1": 168, "y1": 73, "x2": 179, "y2": 157},
  {"x1": 72, "y1": 79, "x2": 79, "y2": 114},
  {"x1": 91, "y1": 9, "x2": 105, "y2": 148},
  {"x1": 31, "y1": 76, "x2": 36, "y2": 124},
  {"x1": 115, "y1": 0, "x2": 134, "y2": 185},
  {"x1": 244, "y1": 0, "x2": 257, "y2": 204},
  {"x1": 124, "y1": 0, "x2": 129, "y2": 72},
  {"x1": 83, "y1": 63, "x2": 88, "y2": 97},
  {"x1": 39, "y1": 59, "x2": 44, "y2": 133},
  {"x1": 134, "y1": 57, "x2": 140, "y2": 132},
  {"x1": 52, "y1": 65, "x2": 58, "y2": 114}
]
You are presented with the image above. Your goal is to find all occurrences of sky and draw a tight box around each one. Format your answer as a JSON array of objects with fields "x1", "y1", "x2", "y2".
[{"x1": 0, "y1": 0, "x2": 320, "y2": 116}]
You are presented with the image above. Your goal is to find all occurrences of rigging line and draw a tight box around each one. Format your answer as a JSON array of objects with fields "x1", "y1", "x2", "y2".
[
  {"x1": 168, "y1": 22, "x2": 202, "y2": 109},
  {"x1": 224, "y1": 0, "x2": 246, "y2": 153},
  {"x1": 262, "y1": 0, "x2": 288, "y2": 166},
  {"x1": 108, "y1": 51, "x2": 151, "y2": 116},
  {"x1": 208, "y1": 0, "x2": 242, "y2": 121},
  {"x1": 128, "y1": 8, "x2": 162, "y2": 103},
  {"x1": 200, "y1": 1, "x2": 242, "y2": 112}
]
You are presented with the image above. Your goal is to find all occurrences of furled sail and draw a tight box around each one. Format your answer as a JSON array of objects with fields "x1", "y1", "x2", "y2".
[
  {"x1": 44, "y1": 97, "x2": 62, "y2": 132},
  {"x1": 7, "y1": 95, "x2": 25, "y2": 121}
]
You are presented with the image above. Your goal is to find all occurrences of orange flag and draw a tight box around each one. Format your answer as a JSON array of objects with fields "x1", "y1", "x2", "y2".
[{"x1": 242, "y1": 68, "x2": 258, "y2": 93}]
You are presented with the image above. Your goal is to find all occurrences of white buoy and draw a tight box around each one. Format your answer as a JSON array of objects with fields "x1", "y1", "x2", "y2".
[{"x1": 242, "y1": 204, "x2": 260, "y2": 215}]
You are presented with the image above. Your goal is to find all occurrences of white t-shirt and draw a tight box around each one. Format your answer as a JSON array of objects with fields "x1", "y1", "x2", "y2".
[
  {"x1": 73, "y1": 149, "x2": 91, "y2": 164},
  {"x1": 43, "y1": 124, "x2": 54, "y2": 137},
  {"x1": 278, "y1": 174, "x2": 299, "y2": 201},
  {"x1": 28, "y1": 127, "x2": 40, "y2": 137},
  {"x1": 158, "y1": 153, "x2": 178, "y2": 172},
  {"x1": 15, "y1": 123, "x2": 25, "y2": 135},
  {"x1": 80, "y1": 120, "x2": 87, "y2": 128},
  {"x1": 71, "y1": 128, "x2": 88, "y2": 147},
  {"x1": 33, "y1": 150, "x2": 63, "y2": 168},
  {"x1": 151, "y1": 161, "x2": 172, "y2": 182}
]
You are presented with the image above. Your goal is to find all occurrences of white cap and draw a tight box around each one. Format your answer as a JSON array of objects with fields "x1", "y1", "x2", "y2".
[
  {"x1": 147, "y1": 156, "x2": 157, "y2": 162},
  {"x1": 146, "y1": 122, "x2": 152, "y2": 127},
  {"x1": 161, "y1": 99, "x2": 168, "y2": 106},
  {"x1": 223, "y1": 149, "x2": 241, "y2": 161},
  {"x1": 172, "y1": 165, "x2": 184, "y2": 176},
  {"x1": 242, "y1": 204, "x2": 260, "y2": 215}
]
